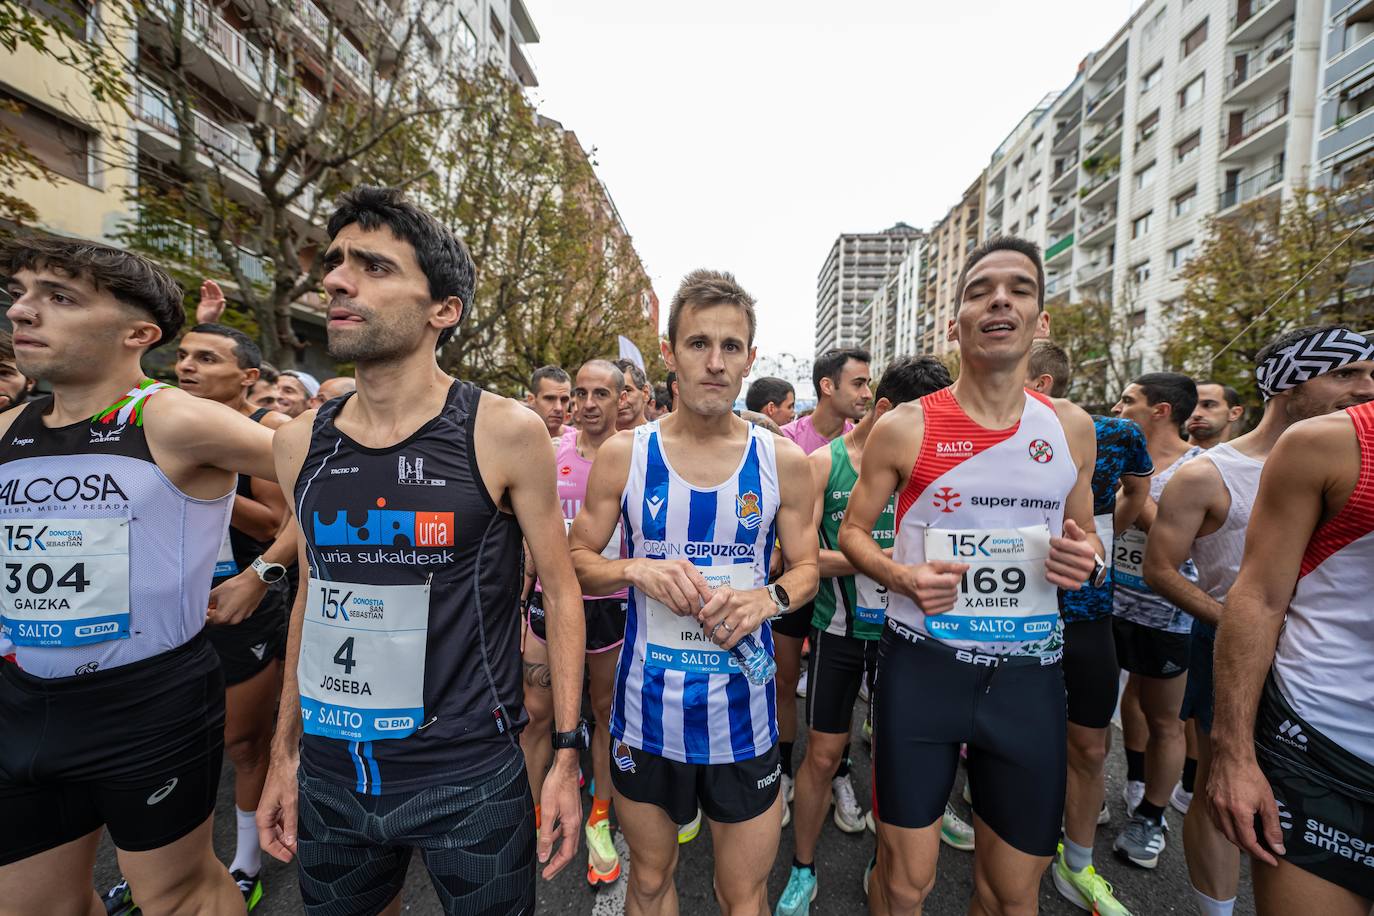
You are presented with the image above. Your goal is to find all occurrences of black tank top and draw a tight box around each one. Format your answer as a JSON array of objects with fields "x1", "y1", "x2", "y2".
[
  {"x1": 214, "y1": 407, "x2": 274, "y2": 588},
  {"x1": 295, "y1": 380, "x2": 525, "y2": 793}
]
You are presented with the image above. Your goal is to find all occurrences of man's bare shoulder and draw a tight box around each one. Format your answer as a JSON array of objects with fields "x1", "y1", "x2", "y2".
[
  {"x1": 258, "y1": 409, "x2": 293, "y2": 431},
  {"x1": 1162, "y1": 454, "x2": 1223, "y2": 503},
  {"x1": 478, "y1": 391, "x2": 549, "y2": 446},
  {"x1": 1051, "y1": 397, "x2": 1093, "y2": 435}
]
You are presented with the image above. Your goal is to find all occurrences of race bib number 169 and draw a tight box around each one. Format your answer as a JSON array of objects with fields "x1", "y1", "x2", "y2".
[{"x1": 922, "y1": 525, "x2": 1058, "y2": 643}]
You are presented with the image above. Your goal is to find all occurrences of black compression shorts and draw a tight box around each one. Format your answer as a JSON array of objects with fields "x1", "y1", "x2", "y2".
[
  {"x1": 1063, "y1": 616, "x2": 1120, "y2": 729},
  {"x1": 806, "y1": 628, "x2": 878, "y2": 734},
  {"x1": 770, "y1": 600, "x2": 813, "y2": 640},
  {"x1": 205, "y1": 589, "x2": 288, "y2": 686},
  {"x1": 1113, "y1": 616, "x2": 1190, "y2": 679},
  {"x1": 526, "y1": 591, "x2": 627, "y2": 654}
]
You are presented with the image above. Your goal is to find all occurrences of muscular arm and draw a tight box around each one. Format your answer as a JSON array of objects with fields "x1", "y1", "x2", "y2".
[
  {"x1": 1143, "y1": 461, "x2": 1223, "y2": 625},
  {"x1": 145, "y1": 388, "x2": 279, "y2": 481},
  {"x1": 1054, "y1": 402, "x2": 1104, "y2": 564},
  {"x1": 810, "y1": 445, "x2": 854, "y2": 578},
  {"x1": 839, "y1": 405, "x2": 930, "y2": 596},
  {"x1": 1115, "y1": 474, "x2": 1150, "y2": 534},
  {"x1": 569, "y1": 432, "x2": 639, "y2": 598}
]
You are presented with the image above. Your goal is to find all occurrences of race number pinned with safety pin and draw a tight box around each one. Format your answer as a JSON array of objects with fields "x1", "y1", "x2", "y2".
[
  {"x1": 0, "y1": 516, "x2": 131, "y2": 647},
  {"x1": 299, "y1": 575, "x2": 430, "y2": 742},
  {"x1": 1113, "y1": 528, "x2": 1148, "y2": 591},
  {"x1": 922, "y1": 525, "x2": 1058, "y2": 643}
]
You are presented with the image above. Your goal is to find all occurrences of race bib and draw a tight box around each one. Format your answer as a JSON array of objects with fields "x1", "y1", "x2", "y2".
[
  {"x1": 1114, "y1": 527, "x2": 1148, "y2": 591},
  {"x1": 922, "y1": 525, "x2": 1059, "y2": 643},
  {"x1": 644, "y1": 564, "x2": 754, "y2": 675},
  {"x1": 1094, "y1": 512, "x2": 1114, "y2": 586},
  {"x1": 299, "y1": 577, "x2": 430, "y2": 742},
  {"x1": 0, "y1": 517, "x2": 130, "y2": 647},
  {"x1": 565, "y1": 518, "x2": 623, "y2": 561},
  {"x1": 214, "y1": 527, "x2": 238, "y2": 579},
  {"x1": 854, "y1": 574, "x2": 887, "y2": 625}
]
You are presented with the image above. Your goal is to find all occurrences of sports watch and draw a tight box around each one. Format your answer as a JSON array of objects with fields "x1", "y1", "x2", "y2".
[
  {"x1": 552, "y1": 719, "x2": 591, "y2": 751},
  {"x1": 1089, "y1": 554, "x2": 1109, "y2": 589},
  {"x1": 766, "y1": 583, "x2": 790, "y2": 615},
  {"x1": 250, "y1": 556, "x2": 288, "y2": 584}
]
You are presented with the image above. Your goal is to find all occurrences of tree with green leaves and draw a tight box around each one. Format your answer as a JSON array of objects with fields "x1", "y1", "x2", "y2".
[{"x1": 1046, "y1": 280, "x2": 1145, "y2": 412}]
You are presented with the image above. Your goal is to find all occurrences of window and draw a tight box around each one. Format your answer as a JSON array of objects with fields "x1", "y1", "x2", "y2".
[
  {"x1": 1132, "y1": 261, "x2": 1152, "y2": 285},
  {"x1": 458, "y1": 14, "x2": 478, "y2": 55},
  {"x1": 1169, "y1": 240, "x2": 1196, "y2": 270},
  {"x1": 1138, "y1": 109, "x2": 1161, "y2": 140},
  {"x1": 1345, "y1": 4, "x2": 1374, "y2": 48},
  {"x1": 1136, "y1": 161, "x2": 1157, "y2": 189},
  {"x1": 1143, "y1": 7, "x2": 1167, "y2": 43},
  {"x1": 1132, "y1": 211, "x2": 1153, "y2": 239},
  {"x1": 1128, "y1": 309, "x2": 1148, "y2": 331},
  {"x1": 1011, "y1": 189, "x2": 1021, "y2": 207},
  {"x1": 1182, "y1": 19, "x2": 1208, "y2": 58},
  {"x1": 1009, "y1": 222, "x2": 1020, "y2": 236},
  {"x1": 1175, "y1": 130, "x2": 1201, "y2": 163},
  {"x1": 1179, "y1": 74, "x2": 1205, "y2": 109},
  {"x1": 1339, "y1": 73, "x2": 1374, "y2": 122},
  {"x1": 1029, "y1": 170, "x2": 1041, "y2": 189},
  {"x1": 1173, "y1": 185, "x2": 1198, "y2": 216},
  {"x1": 1031, "y1": 135, "x2": 1043, "y2": 156},
  {"x1": 0, "y1": 91, "x2": 90, "y2": 184},
  {"x1": 1141, "y1": 62, "x2": 1163, "y2": 93},
  {"x1": 20, "y1": 0, "x2": 88, "y2": 38},
  {"x1": 1027, "y1": 207, "x2": 1039, "y2": 227}
]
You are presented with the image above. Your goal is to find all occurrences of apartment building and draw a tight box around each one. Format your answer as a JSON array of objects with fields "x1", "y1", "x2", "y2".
[
  {"x1": 863, "y1": 237, "x2": 928, "y2": 372},
  {"x1": 814, "y1": 223, "x2": 923, "y2": 355},
  {"x1": 922, "y1": 172, "x2": 986, "y2": 356},
  {"x1": 1314, "y1": 0, "x2": 1374, "y2": 185}
]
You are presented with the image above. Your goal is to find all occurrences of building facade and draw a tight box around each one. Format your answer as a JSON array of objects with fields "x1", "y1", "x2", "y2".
[
  {"x1": 923, "y1": 172, "x2": 986, "y2": 356},
  {"x1": 814, "y1": 222, "x2": 923, "y2": 355},
  {"x1": 1314, "y1": 0, "x2": 1374, "y2": 185}
]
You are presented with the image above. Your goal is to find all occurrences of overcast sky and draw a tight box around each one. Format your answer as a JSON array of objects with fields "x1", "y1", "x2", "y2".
[{"x1": 523, "y1": 0, "x2": 1145, "y2": 361}]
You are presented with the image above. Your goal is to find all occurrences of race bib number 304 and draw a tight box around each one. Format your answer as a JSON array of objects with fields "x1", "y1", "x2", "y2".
[
  {"x1": 644, "y1": 564, "x2": 754, "y2": 675},
  {"x1": 922, "y1": 525, "x2": 1058, "y2": 643},
  {"x1": 299, "y1": 577, "x2": 430, "y2": 742},
  {"x1": 0, "y1": 517, "x2": 130, "y2": 647}
]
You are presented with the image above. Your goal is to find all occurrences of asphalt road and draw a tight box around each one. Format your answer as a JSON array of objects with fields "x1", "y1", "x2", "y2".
[{"x1": 93, "y1": 695, "x2": 1256, "y2": 915}]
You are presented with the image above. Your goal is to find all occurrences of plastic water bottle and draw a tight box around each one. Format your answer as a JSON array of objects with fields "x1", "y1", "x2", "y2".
[{"x1": 729, "y1": 631, "x2": 776, "y2": 685}]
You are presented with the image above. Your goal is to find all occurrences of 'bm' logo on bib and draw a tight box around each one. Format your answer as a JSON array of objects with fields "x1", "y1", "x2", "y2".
[{"x1": 736, "y1": 491, "x2": 763, "y2": 530}]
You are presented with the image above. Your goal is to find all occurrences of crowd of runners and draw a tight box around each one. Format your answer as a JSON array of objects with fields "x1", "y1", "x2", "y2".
[{"x1": 0, "y1": 185, "x2": 1370, "y2": 916}]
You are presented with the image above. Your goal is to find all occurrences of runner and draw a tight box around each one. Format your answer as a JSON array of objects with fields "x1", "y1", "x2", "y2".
[
  {"x1": 1144, "y1": 326, "x2": 1373, "y2": 916},
  {"x1": 1025, "y1": 340, "x2": 1151, "y2": 916},
  {"x1": 1186, "y1": 383, "x2": 1243, "y2": 450},
  {"x1": 569, "y1": 268, "x2": 819, "y2": 916},
  {"x1": 615, "y1": 359, "x2": 652, "y2": 431},
  {"x1": 526, "y1": 365, "x2": 572, "y2": 438},
  {"x1": 275, "y1": 371, "x2": 318, "y2": 419},
  {"x1": 840, "y1": 236, "x2": 1100, "y2": 914},
  {"x1": 519, "y1": 358, "x2": 629, "y2": 887},
  {"x1": 1109, "y1": 372, "x2": 1201, "y2": 869},
  {"x1": 312, "y1": 376, "x2": 356, "y2": 405},
  {"x1": 254, "y1": 187, "x2": 586, "y2": 914},
  {"x1": 746, "y1": 377, "x2": 797, "y2": 429},
  {"x1": 1208, "y1": 326, "x2": 1374, "y2": 916},
  {"x1": 247, "y1": 363, "x2": 281, "y2": 413},
  {"x1": 776, "y1": 354, "x2": 955, "y2": 916},
  {"x1": 0, "y1": 331, "x2": 33, "y2": 410},
  {"x1": 175, "y1": 323, "x2": 296, "y2": 909},
  {"x1": 0, "y1": 236, "x2": 279, "y2": 914},
  {"x1": 776, "y1": 347, "x2": 870, "y2": 831}
]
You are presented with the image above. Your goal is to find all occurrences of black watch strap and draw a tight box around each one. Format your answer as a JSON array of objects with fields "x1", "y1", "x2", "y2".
[{"x1": 552, "y1": 719, "x2": 590, "y2": 750}]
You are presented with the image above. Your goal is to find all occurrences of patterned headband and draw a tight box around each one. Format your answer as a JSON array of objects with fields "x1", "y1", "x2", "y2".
[{"x1": 1255, "y1": 327, "x2": 1374, "y2": 400}]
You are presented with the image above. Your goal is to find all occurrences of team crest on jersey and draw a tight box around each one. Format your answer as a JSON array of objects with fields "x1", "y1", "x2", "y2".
[
  {"x1": 736, "y1": 490, "x2": 763, "y2": 530},
  {"x1": 1028, "y1": 439, "x2": 1054, "y2": 463},
  {"x1": 932, "y1": 487, "x2": 962, "y2": 513}
]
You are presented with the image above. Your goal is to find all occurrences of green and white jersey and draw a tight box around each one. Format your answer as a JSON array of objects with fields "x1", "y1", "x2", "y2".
[{"x1": 813, "y1": 435, "x2": 895, "y2": 640}]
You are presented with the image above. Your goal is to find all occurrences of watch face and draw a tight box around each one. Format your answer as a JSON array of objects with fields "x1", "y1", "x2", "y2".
[
  {"x1": 259, "y1": 562, "x2": 286, "y2": 583},
  {"x1": 774, "y1": 583, "x2": 790, "y2": 608}
]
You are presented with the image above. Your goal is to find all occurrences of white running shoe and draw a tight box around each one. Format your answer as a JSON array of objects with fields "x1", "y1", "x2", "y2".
[
  {"x1": 781, "y1": 774, "x2": 793, "y2": 828},
  {"x1": 783, "y1": 773, "x2": 795, "y2": 803},
  {"x1": 1122, "y1": 779, "x2": 1145, "y2": 818},
  {"x1": 859, "y1": 679, "x2": 870, "y2": 703},
  {"x1": 962, "y1": 780, "x2": 972, "y2": 806},
  {"x1": 796, "y1": 670, "x2": 809, "y2": 698},
  {"x1": 1169, "y1": 782, "x2": 1192, "y2": 815},
  {"x1": 832, "y1": 774, "x2": 865, "y2": 833},
  {"x1": 1099, "y1": 800, "x2": 1112, "y2": 825}
]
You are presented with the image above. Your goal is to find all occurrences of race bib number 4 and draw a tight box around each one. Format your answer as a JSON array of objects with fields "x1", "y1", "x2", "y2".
[
  {"x1": 644, "y1": 564, "x2": 754, "y2": 675},
  {"x1": 922, "y1": 525, "x2": 1058, "y2": 643},
  {"x1": 0, "y1": 517, "x2": 130, "y2": 647},
  {"x1": 299, "y1": 577, "x2": 430, "y2": 742},
  {"x1": 1114, "y1": 528, "x2": 1148, "y2": 591}
]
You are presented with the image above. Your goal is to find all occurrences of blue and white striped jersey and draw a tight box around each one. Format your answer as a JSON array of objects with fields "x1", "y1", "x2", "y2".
[{"x1": 611, "y1": 420, "x2": 781, "y2": 765}]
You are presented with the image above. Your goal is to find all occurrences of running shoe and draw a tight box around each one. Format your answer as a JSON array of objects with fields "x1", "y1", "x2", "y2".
[
  {"x1": 962, "y1": 780, "x2": 972, "y2": 806},
  {"x1": 862, "y1": 715, "x2": 872, "y2": 744},
  {"x1": 940, "y1": 804, "x2": 975, "y2": 851},
  {"x1": 102, "y1": 878, "x2": 137, "y2": 916},
  {"x1": 231, "y1": 869, "x2": 263, "y2": 911},
  {"x1": 859, "y1": 679, "x2": 870, "y2": 704},
  {"x1": 781, "y1": 773, "x2": 794, "y2": 828},
  {"x1": 677, "y1": 807, "x2": 702, "y2": 844},
  {"x1": 585, "y1": 819, "x2": 622, "y2": 885},
  {"x1": 1169, "y1": 782, "x2": 1192, "y2": 815},
  {"x1": 1053, "y1": 843, "x2": 1132, "y2": 915},
  {"x1": 1122, "y1": 779, "x2": 1145, "y2": 817},
  {"x1": 796, "y1": 669, "x2": 809, "y2": 698},
  {"x1": 774, "y1": 865, "x2": 818, "y2": 916},
  {"x1": 865, "y1": 809, "x2": 876, "y2": 833},
  {"x1": 1113, "y1": 813, "x2": 1168, "y2": 869},
  {"x1": 1099, "y1": 800, "x2": 1112, "y2": 825},
  {"x1": 832, "y1": 774, "x2": 864, "y2": 833}
]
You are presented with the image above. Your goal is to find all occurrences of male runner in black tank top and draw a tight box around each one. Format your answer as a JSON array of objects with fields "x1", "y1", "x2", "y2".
[{"x1": 256, "y1": 187, "x2": 587, "y2": 916}]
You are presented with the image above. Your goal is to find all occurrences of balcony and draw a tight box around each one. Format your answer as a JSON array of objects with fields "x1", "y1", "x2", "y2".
[
  {"x1": 1078, "y1": 167, "x2": 1121, "y2": 206},
  {"x1": 1077, "y1": 260, "x2": 1114, "y2": 286},
  {"x1": 1053, "y1": 114, "x2": 1082, "y2": 152},
  {"x1": 135, "y1": 213, "x2": 272, "y2": 286},
  {"x1": 1045, "y1": 233, "x2": 1074, "y2": 263},
  {"x1": 1079, "y1": 206, "x2": 1117, "y2": 247},
  {"x1": 1229, "y1": 0, "x2": 1293, "y2": 45},
  {"x1": 1085, "y1": 114, "x2": 1124, "y2": 156},
  {"x1": 1044, "y1": 274, "x2": 1070, "y2": 299},
  {"x1": 1225, "y1": 26, "x2": 1294, "y2": 98},
  {"x1": 1048, "y1": 199, "x2": 1075, "y2": 227},
  {"x1": 1086, "y1": 69, "x2": 1127, "y2": 119},
  {"x1": 1219, "y1": 161, "x2": 1285, "y2": 211},
  {"x1": 293, "y1": 0, "x2": 372, "y2": 87},
  {"x1": 135, "y1": 80, "x2": 260, "y2": 177},
  {"x1": 1225, "y1": 93, "x2": 1289, "y2": 151}
]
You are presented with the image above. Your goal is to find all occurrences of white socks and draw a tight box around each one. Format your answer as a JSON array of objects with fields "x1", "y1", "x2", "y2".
[
  {"x1": 1062, "y1": 836, "x2": 1094, "y2": 872},
  {"x1": 1192, "y1": 886, "x2": 1235, "y2": 915},
  {"x1": 229, "y1": 807, "x2": 261, "y2": 878}
]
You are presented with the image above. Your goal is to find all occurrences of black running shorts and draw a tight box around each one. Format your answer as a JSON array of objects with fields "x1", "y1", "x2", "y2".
[
  {"x1": 296, "y1": 750, "x2": 535, "y2": 916},
  {"x1": 1255, "y1": 674, "x2": 1374, "y2": 901},
  {"x1": 806, "y1": 628, "x2": 878, "y2": 734},
  {"x1": 205, "y1": 588, "x2": 288, "y2": 686},
  {"x1": 1063, "y1": 616, "x2": 1120, "y2": 729},
  {"x1": 1179, "y1": 620, "x2": 1216, "y2": 734},
  {"x1": 610, "y1": 739, "x2": 781, "y2": 826},
  {"x1": 1112, "y1": 616, "x2": 1190, "y2": 679},
  {"x1": 770, "y1": 600, "x2": 813, "y2": 640},
  {"x1": 0, "y1": 633, "x2": 225, "y2": 864},
  {"x1": 526, "y1": 591, "x2": 627, "y2": 654},
  {"x1": 872, "y1": 621, "x2": 1066, "y2": 857}
]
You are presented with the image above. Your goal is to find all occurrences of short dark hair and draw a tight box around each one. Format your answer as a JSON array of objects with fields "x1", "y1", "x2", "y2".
[
  {"x1": 955, "y1": 236, "x2": 1045, "y2": 311},
  {"x1": 667, "y1": 269, "x2": 757, "y2": 347},
  {"x1": 746, "y1": 377, "x2": 794, "y2": 412},
  {"x1": 257, "y1": 361, "x2": 280, "y2": 384},
  {"x1": 1, "y1": 236, "x2": 184, "y2": 348},
  {"x1": 326, "y1": 186, "x2": 476, "y2": 350},
  {"x1": 875, "y1": 355, "x2": 952, "y2": 406},
  {"x1": 0, "y1": 330, "x2": 14, "y2": 365},
  {"x1": 652, "y1": 383, "x2": 672, "y2": 410},
  {"x1": 1028, "y1": 340, "x2": 1072, "y2": 398},
  {"x1": 186, "y1": 322, "x2": 262, "y2": 370},
  {"x1": 1197, "y1": 381, "x2": 1241, "y2": 409},
  {"x1": 813, "y1": 347, "x2": 871, "y2": 399},
  {"x1": 614, "y1": 358, "x2": 648, "y2": 390},
  {"x1": 1133, "y1": 371, "x2": 1198, "y2": 433},
  {"x1": 530, "y1": 364, "x2": 570, "y2": 393}
]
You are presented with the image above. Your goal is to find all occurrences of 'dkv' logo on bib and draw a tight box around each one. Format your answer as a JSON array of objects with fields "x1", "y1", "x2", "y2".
[
  {"x1": 736, "y1": 491, "x2": 763, "y2": 530},
  {"x1": 1028, "y1": 439, "x2": 1054, "y2": 463}
]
